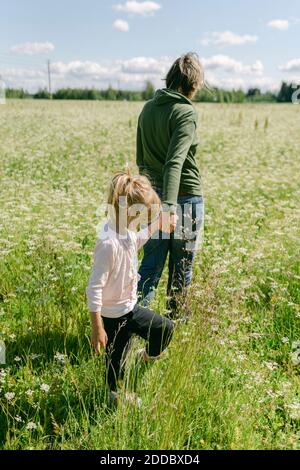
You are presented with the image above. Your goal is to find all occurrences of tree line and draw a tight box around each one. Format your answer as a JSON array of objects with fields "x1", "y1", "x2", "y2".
[{"x1": 4, "y1": 81, "x2": 298, "y2": 103}]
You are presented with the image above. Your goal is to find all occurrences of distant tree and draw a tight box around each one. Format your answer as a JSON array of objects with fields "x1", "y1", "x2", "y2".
[
  {"x1": 142, "y1": 81, "x2": 155, "y2": 101},
  {"x1": 264, "y1": 92, "x2": 276, "y2": 102},
  {"x1": 5, "y1": 84, "x2": 282, "y2": 103},
  {"x1": 195, "y1": 86, "x2": 216, "y2": 102},
  {"x1": 247, "y1": 88, "x2": 261, "y2": 98},
  {"x1": 105, "y1": 86, "x2": 117, "y2": 101},
  {"x1": 6, "y1": 88, "x2": 31, "y2": 99},
  {"x1": 33, "y1": 89, "x2": 51, "y2": 99},
  {"x1": 277, "y1": 82, "x2": 294, "y2": 103},
  {"x1": 231, "y1": 89, "x2": 246, "y2": 103},
  {"x1": 129, "y1": 92, "x2": 143, "y2": 101}
]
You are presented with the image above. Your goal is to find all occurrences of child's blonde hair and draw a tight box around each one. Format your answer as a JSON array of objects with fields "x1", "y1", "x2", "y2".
[{"x1": 107, "y1": 169, "x2": 161, "y2": 229}]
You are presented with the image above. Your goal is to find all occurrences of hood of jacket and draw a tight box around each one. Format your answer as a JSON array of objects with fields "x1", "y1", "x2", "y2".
[{"x1": 153, "y1": 88, "x2": 193, "y2": 106}]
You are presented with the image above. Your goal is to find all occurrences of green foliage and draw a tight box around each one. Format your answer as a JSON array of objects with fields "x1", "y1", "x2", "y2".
[
  {"x1": 5, "y1": 88, "x2": 31, "y2": 99},
  {"x1": 142, "y1": 81, "x2": 155, "y2": 101},
  {"x1": 33, "y1": 89, "x2": 51, "y2": 99},
  {"x1": 277, "y1": 82, "x2": 295, "y2": 103},
  {"x1": 6, "y1": 82, "x2": 297, "y2": 103},
  {"x1": 52, "y1": 88, "x2": 103, "y2": 100},
  {"x1": 195, "y1": 86, "x2": 277, "y2": 103},
  {"x1": 49, "y1": 87, "x2": 143, "y2": 101}
]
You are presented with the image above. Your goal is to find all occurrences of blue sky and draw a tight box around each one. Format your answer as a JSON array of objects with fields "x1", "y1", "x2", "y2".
[{"x1": 1, "y1": 0, "x2": 299, "y2": 91}]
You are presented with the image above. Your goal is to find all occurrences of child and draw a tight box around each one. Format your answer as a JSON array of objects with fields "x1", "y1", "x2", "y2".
[{"x1": 86, "y1": 170, "x2": 175, "y2": 404}]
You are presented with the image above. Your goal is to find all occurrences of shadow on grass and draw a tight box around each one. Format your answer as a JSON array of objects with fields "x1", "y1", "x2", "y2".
[
  {"x1": 0, "y1": 328, "x2": 113, "y2": 449},
  {"x1": 0, "y1": 330, "x2": 154, "y2": 449},
  {"x1": 6, "y1": 328, "x2": 90, "y2": 367}
]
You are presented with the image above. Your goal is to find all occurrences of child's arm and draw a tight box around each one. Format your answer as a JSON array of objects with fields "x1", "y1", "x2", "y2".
[
  {"x1": 90, "y1": 311, "x2": 107, "y2": 352},
  {"x1": 86, "y1": 239, "x2": 113, "y2": 352}
]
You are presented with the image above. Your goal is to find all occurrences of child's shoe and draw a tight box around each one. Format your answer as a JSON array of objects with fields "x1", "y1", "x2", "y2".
[{"x1": 136, "y1": 348, "x2": 167, "y2": 362}]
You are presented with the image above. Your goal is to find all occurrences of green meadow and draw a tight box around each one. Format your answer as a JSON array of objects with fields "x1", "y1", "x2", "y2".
[{"x1": 0, "y1": 100, "x2": 299, "y2": 449}]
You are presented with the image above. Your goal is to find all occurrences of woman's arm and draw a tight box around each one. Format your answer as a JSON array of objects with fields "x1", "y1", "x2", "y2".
[
  {"x1": 163, "y1": 109, "x2": 197, "y2": 207},
  {"x1": 136, "y1": 118, "x2": 145, "y2": 172}
]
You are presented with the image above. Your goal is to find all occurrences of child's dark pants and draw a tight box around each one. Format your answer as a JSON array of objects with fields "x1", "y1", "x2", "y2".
[{"x1": 102, "y1": 304, "x2": 174, "y2": 391}]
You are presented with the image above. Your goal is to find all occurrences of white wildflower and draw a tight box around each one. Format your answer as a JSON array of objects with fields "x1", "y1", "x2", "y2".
[
  {"x1": 54, "y1": 352, "x2": 67, "y2": 364},
  {"x1": 286, "y1": 402, "x2": 300, "y2": 420},
  {"x1": 263, "y1": 361, "x2": 278, "y2": 371},
  {"x1": 291, "y1": 340, "x2": 300, "y2": 350},
  {"x1": 40, "y1": 383, "x2": 50, "y2": 393},
  {"x1": 26, "y1": 422, "x2": 37, "y2": 430},
  {"x1": 291, "y1": 350, "x2": 300, "y2": 366},
  {"x1": 5, "y1": 392, "x2": 15, "y2": 401}
]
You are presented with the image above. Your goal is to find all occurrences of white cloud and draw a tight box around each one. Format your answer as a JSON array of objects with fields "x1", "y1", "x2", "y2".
[
  {"x1": 113, "y1": 1, "x2": 161, "y2": 16},
  {"x1": 2, "y1": 55, "x2": 274, "y2": 93},
  {"x1": 113, "y1": 19, "x2": 130, "y2": 32},
  {"x1": 267, "y1": 19, "x2": 290, "y2": 30},
  {"x1": 51, "y1": 61, "x2": 114, "y2": 80},
  {"x1": 207, "y1": 75, "x2": 279, "y2": 92},
  {"x1": 10, "y1": 41, "x2": 55, "y2": 55},
  {"x1": 120, "y1": 56, "x2": 170, "y2": 74},
  {"x1": 49, "y1": 57, "x2": 169, "y2": 90},
  {"x1": 201, "y1": 55, "x2": 264, "y2": 75},
  {"x1": 279, "y1": 58, "x2": 300, "y2": 72},
  {"x1": 1, "y1": 67, "x2": 47, "y2": 92},
  {"x1": 200, "y1": 31, "x2": 258, "y2": 47}
]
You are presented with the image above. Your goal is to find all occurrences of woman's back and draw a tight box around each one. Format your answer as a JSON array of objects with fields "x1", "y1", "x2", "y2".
[{"x1": 137, "y1": 87, "x2": 202, "y2": 206}]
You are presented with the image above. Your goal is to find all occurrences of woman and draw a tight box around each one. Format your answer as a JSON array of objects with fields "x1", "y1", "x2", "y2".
[{"x1": 136, "y1": 52, "x2": 205, "y2": 319}]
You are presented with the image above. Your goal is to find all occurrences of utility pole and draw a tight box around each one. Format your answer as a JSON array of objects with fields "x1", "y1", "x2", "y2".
[{"x1": 47, "y1": 59, "x2": 52, "y2": 99}]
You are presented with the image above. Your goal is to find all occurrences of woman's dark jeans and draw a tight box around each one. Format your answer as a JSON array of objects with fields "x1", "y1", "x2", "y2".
[{"x1": 137, "y1": 194, "x2": 204, "y2": 317}]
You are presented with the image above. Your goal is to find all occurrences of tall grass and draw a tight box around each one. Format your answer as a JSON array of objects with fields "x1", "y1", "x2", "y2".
[{"x1": 0, "y1": 100, "x2": 299, "y2": 449}]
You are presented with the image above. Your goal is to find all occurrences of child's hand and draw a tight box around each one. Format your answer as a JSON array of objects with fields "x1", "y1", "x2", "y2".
[
  {"x1": 91, "y1": 326, "x2": 108, "y2": 353},
  {"x1": 159, "y1": 212, "x2": 178, "y2": 233}
]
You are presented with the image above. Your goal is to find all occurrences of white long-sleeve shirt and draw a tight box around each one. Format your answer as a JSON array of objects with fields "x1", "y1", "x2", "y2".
[{"x1": 86, "y1": 219, "x2": 159, "y2": 318}]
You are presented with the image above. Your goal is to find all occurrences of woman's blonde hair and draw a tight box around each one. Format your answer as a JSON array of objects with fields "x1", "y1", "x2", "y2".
[
  {"x1": 165, "y1": 52, "x2": 204, "y2": 98},
  {"x1": 107, "y1": 169, "x2": 161, "y2": 230}
]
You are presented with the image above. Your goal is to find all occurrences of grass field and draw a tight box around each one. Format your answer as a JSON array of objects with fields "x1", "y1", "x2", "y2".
[{"x1": 0, "y1": 100, "x2": 299, "y2": 450}]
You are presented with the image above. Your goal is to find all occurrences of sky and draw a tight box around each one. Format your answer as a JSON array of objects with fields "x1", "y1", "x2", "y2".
[{"x1": 1, "y1": 0, "x2": 300, "y2": 92}]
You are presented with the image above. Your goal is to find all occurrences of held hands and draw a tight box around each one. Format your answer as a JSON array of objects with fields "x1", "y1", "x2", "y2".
[{"x1": 159, "y1": 211, "x2": 178, "y2": 234}]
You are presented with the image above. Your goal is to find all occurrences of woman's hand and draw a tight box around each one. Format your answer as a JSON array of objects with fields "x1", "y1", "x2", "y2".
[
  {"x1": 90, "y1": 312, "x2": 108, "y2": 353},
  {"x1": 159, "y1": 211, "x2": 178, "y2": 233}
]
